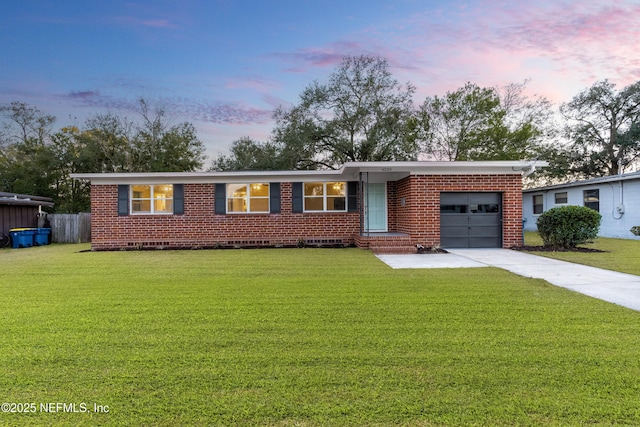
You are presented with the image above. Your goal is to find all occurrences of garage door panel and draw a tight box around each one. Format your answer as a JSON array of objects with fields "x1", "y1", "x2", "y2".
[
  {"x1": 469, "y1": 237, "x2": 501, "y2": 248},
  {"x1": 469, "y1": 215, "x2": 501, "y2": 226},
  {"x1": 441, "y1": 193, "x2": 468, "y2": 204},
  {"x1": 469, "y1": 193, "x2": 500, "y2": 204},
  {"x1": 440, "y1": 215, "x2": 468, "y2": 227},
  {"x1": 440, "y1": 192, "x2": 502, "y2": 248},
  {"x1": 469, "y1": 204, "x2": 500, "y2": 213},
  {"x1": 470, "y1": 226, "x2": 501, "y2": 237},
  {"x1": 441, "y1": 226, "x2": 470, "y2": 237}
]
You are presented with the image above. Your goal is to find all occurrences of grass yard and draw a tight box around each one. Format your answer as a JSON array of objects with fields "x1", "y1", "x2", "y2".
[
  {"x1": 2, "y1": 244, "x2": 640, "y2": 426},
  {"x1": 524, "y1": 232, "x2": 640, "y2": 276}
]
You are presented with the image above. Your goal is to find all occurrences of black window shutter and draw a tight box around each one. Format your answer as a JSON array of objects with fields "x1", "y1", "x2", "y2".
[
  {"x1": 291, "y1": 182, "x2": 303, "y2": 213},
  {"x1": 270, "y1": 183, "x2": 281, "y2": 214},
  {"x1": 173, "y1": 184, "x2": 184, "y2": 215},
  {"x1": 214, "y1": 183, "x2": 226, "y2": 214},
  {"x1": 118, "y1": 185, "x2": 129, "y2": 216},
  {"x1": 347, "y1": 181, "x2": 359, "y2": 212}
]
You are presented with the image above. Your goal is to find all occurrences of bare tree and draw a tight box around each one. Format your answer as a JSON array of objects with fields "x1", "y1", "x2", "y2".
[{"x1": 561, "y1": 79, "x2": 640, "y2": 176}]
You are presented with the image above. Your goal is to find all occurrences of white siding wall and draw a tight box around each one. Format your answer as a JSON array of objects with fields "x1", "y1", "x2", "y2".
[{"x1": 523, "y1": 180, "x2": 640, "y2": 240}]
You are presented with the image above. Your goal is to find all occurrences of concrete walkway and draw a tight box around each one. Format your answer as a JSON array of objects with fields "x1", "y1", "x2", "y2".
[{"x1": 376, "y1": 249, "x2": 640, "y2": 312}]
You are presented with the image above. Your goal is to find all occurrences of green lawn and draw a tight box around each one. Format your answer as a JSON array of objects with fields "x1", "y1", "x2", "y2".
[
  {"x1": 2, "y1": 244, "x2": 640, "y2": 426},
  {"x1": 524, "y1": 232, "x2": 640, "y2": 276}
]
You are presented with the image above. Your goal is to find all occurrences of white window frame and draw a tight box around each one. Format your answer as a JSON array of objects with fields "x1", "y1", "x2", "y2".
[
  {"x1": 303, "y1": 182, "x2": 347, "y2": 212},
  {"x1": 555, "y1": 192, "x2": 568, "y2": 204},
  {"x1": 130, "y1": 184, "x2": 174, "y2": 215},
  {"x1": 226, "y1": 183, "x2": 270, "y2": 214}
]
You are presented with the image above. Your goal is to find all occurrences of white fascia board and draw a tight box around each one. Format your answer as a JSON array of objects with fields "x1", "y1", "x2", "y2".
[
  {"x1": 523, "y1": 170, "x2": 640, "y2": 193},
  {"x1": 343, "y1": 160, "x2": 548, "y2": 175},
  {"x1": 70, "y1": 170, "x2": 345, "y2": 185},
  {"x1": 70, "y1": 161, "x2": 549, "y2": 184}
]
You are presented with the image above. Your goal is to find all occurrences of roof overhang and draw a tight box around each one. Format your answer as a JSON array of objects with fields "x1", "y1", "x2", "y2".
[
  {"x1": 523, "y1": 170, "x2": 640, "y2": 193},
  {"x1": 0, "y1": 192, "x2": 55, "y2": 208},
  {"x1": 341, "y1": 161, "x2": 547, "y2": 181},
  {"x1": 70, "y1": 169, "x2": 346, "y2": 185},
  {"x1": 71, "y1": 160, "x2": 548, "y2": 185}
]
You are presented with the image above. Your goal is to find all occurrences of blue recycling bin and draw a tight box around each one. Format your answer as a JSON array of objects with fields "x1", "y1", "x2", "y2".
[
  {"x1": 9, "y1": 228, "x2": 36, "y2": 248},
  {"x1": 34, "y1": 228, "x2": 51, "y2": 246}
]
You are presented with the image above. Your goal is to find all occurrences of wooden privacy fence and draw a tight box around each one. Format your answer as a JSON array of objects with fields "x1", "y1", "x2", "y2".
[{"x1": 49, "y1": 213, "x2": 91, "y2": 243}]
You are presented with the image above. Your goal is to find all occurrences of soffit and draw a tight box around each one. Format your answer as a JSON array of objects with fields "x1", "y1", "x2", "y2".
[{"x1": 72, "y1": 161, "x2": 546, "y2": 184}]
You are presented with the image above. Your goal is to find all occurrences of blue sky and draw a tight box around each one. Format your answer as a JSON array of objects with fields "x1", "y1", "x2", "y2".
[{"x1": 2, "y1": 0, "x2": 639, "y2": 163}]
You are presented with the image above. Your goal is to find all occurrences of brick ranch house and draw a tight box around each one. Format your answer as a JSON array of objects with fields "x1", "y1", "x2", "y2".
[{"x1": 72, "y1": 161, "x2": 545, "y2": 253}]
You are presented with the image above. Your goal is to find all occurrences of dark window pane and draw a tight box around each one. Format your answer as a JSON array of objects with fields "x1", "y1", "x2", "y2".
[
  {"x1": 471, "y1": 204, "x2": 499, "y2": 213},
  {"x1": 533, "y1": 195, "x2": 543, "y2": 214},
  {"x1": 555, "y1": 192, "x2": 568, "y2": 204},
  {"x1": 583, "y1": 189, "x2": 599, "y2": 212}
]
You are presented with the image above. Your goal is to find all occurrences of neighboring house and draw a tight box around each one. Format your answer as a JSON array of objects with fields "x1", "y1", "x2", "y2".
[
  {"x1": 72, "y1": 161, "x2": 543, "y2": 252},
  {"x1": 0, "y1": 192, "x2": 54, "y2": 236},
  {"x1": 523, "y1": 171, "x2": 640, "y2": 240}
]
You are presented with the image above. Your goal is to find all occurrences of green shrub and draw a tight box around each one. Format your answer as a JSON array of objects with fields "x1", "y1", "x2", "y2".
[{"x1": 536, "y1": 205, "x2": 601, "y2": 249}]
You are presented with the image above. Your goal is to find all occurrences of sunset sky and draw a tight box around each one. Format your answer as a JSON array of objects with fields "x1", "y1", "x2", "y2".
[{"x1": 1, "y1": 0, "x2": 639, "y2": 163}]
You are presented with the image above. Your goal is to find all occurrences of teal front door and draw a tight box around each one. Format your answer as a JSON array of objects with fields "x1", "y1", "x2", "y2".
[{"x1": 364, "y1": 183, "x2": 387, "y2": 232}]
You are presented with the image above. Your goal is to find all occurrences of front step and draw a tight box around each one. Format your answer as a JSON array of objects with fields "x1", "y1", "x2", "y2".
[
  {"x1": 357, "y1": 233, "x2": 417, "y2": 254},
  {"x1": 370, "y1": 245, "x2": 417, "y2": 254}
]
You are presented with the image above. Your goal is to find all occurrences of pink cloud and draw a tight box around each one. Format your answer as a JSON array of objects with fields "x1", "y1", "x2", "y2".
[
  {"x1": 486, "y1": 2, "x2": 640, "y2": 81},
  {"x1": 58, "y1": 89, "x2": 272, "y2": 126},
  {"x1": 224, "y1": 76, "x2": 281, "y2": 93},
  {"x1": 268, "y1": 40, "x2": 370, "y2": 73},
  {"x1": 261, "y1": 94, "x2": 291, "y2": 110},
  {"x1": 273, "y1": 50, "x2": 346, "y2": 73},
  {"x1": 376, "y1": 0, "x2": 640, "y2": 103}
]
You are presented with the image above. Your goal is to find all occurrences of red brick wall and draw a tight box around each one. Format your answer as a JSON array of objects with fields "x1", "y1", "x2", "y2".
[
  {"x1": 394, "y1": 174, "x2": 523, "y2": 248},
  {"x1": 386, "y1": 181, "x2": 398, "y2": 232},
  {"x1": 90, "y1": 182, "x2": 360, "y2": 250},
  {"x1": 90, "y1": 174, "x2": 523, "y2": 250}
]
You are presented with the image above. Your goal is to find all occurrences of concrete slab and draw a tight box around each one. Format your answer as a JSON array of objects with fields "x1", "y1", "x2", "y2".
[
  {"x1": 376, "y1": 248, "x2": 640, "y2": 312},
  {"x1": 376, "y1": 253, "x2": 487, "y2": 269},
  {"x1": 448, "y1": 249, "x2": 640, "y2": 312}
]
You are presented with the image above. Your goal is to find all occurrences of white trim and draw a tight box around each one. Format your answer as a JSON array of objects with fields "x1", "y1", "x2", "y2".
[
  {"x1": 344, "y1": 160, "x2": 547, "y2": 176},
  {"x1": 72, "y1": 169, "x2": 344, "y2": 185},
  {"x1": 130, "y1": 184, "x2": 174, "y2": 215},
  {"x1": 302, "y1": 182, "x2": 347, "y2": 213},
  {"x1": 524, "y1": 170, "x2": 640, "y2": 193},
  {"x1": 71, "y1": 160, "x2": 548, "y2": 184},
  {"x1": 554, "y1": 191, "x2": 568, "y2": 205},
  {"x1": 531, "y1": 193, "x2": 544, "y2": 216},
  {"x1": 226, "y1": 183, "x2": 270, "y2": 214}
]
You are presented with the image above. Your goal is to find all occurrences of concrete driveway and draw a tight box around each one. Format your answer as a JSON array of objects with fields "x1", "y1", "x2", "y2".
[{"x1": 377, "y1": 249, "x2": 640, "y2": 312}]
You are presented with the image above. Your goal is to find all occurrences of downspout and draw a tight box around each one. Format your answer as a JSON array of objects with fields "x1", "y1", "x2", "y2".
[
  {"x1": 521, "y1": 163, "x2": 536, "y2": 245},
  {"x1": 607, "y1": 181, "x2": 624, "y2": 220},
  {"x1": 365, "y1": 172, "x2": 370, "y2": 236},
  {"x1": 522, "y1": 164, "x2": 536, "y2": 177},
  {"x1": 618, "y1": 158, "x2": 624, "y2": 215},
  {"x1": 359, "y1": 172, "x2": 364, "y2": 237}
]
